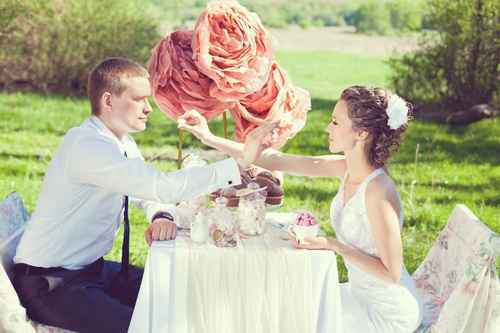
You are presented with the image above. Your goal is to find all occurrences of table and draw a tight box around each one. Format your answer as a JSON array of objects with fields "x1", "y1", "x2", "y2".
[{"x1": 129, "y1": 213, "x2": 343, "y2": 333}]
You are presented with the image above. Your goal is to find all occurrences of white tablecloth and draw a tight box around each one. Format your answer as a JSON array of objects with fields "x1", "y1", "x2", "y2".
[{"x1": 129, "y1": 213, "x2": 342, "y2": 333}]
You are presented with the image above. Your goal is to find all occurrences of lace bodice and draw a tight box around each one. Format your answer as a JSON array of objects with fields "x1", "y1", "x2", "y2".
[{"x1": 331, "y1": 168, "x2": 403, "y2": 255}]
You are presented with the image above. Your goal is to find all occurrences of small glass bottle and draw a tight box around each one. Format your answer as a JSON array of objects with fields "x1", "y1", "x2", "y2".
[{"x1": 190, "y1": 210, "x2": 208, "y2": 244}]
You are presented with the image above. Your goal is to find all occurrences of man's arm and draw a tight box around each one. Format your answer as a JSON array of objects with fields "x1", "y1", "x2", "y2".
[{"x1": 65, "y1": 136, "x2": 241, "y2": 204}]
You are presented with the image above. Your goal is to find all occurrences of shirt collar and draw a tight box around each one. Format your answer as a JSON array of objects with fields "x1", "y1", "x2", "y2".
[{"x1": 87, "y1": 116, "x2": 134, "y2": 153}]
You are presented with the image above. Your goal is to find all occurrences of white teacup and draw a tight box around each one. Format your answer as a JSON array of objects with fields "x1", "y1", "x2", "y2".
[{"x1": 288, "y1": 224, "x2": 319, "y2": 244}]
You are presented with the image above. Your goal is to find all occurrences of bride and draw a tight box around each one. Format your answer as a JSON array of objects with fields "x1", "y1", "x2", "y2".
[{"x1": 178, "y1": 85, "x2": 423, "y2": 332}]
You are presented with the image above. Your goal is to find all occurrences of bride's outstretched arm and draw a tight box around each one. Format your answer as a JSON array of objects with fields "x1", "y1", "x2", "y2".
[{"x1": 178, "y1": 110, "x2": 347, "y2": 178}]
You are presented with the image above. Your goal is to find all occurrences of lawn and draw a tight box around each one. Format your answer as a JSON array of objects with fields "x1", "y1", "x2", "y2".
[{"x1": 1, "y1": 50, "x2": 498, "y2": 281}]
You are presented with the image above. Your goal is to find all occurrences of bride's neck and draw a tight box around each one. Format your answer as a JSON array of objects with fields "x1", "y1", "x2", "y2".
[{"x1": 344, "y1": 150, "x2": 376, "y2": 183}]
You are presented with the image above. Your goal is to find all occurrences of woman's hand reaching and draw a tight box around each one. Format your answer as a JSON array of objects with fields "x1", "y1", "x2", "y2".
[
  {"x1": 177, "y1": 110, "x2": 212, "y2": 143},
  {"x1": 177, "y1": 109, "x2": 279, "y2": 170}
]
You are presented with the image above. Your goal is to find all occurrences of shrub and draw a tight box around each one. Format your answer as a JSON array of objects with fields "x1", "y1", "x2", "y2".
[
  {"x1": 388, "y1": 0, "x2": 500, "y2": 110},
  {"x1": 351, "y1": 0, "x2": 393, "y2": 35},
  {"x1": 389, "y1": 0, "x2": 423, "y2": 32},
  {"x1": 0, "y1": 0, "x2": 161, "y2": 95}
]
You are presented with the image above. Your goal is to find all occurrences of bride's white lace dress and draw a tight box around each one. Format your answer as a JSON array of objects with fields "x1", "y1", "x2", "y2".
[{"x1": 330, "y1": 168, "x2": 423, "y2": 332}]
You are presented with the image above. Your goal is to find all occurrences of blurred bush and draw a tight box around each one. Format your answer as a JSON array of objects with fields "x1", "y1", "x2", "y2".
[
  {"x1": 389, "y1": 0, "x2": 424, "y2": 32},
  {"x1": 388, "y1": 0, "x2": 500, "y2": 110},
  {"x1": 350, "y1": 0, "x2": 393, "y2": 35},
  {"x1": 155, "y1": 0, "x2": 425, "y2": 34},
  {"x1": 350, "y1": 0, "x2": 424, "y2": 35},
  {"x1": 0, "y1": 0, "x2": 160, "y2": 95}
]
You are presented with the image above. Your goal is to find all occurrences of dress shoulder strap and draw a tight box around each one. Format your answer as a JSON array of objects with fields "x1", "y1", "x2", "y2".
[{"x1": 360, "y1": 168, "x2": 384, "y2": 189}]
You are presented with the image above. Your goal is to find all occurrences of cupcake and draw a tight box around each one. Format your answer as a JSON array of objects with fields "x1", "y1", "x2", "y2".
[
  {"x1": 254, "y1": 171, "x2": 284, "y2": 205},
  {"x1": 209, "y1": 186, "x2": 242, "y2": 207},
  {"x1": 209, "y1": 168, "x2": 284, "y2": 207}
]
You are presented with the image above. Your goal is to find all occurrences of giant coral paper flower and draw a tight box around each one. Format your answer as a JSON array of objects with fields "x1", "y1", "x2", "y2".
[
  {"x1": 148, "y1": 30, "x2": 233, "y2": 120},
  {"x1": 192, "y1": 0, "x2": 274, "y2": 102},
  {"x1": 230, "y1": 62, "x2": 311, "y2": 146}
]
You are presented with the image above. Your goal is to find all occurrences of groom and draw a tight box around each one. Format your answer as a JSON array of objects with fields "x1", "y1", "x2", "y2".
[{"x1": 11, "y1": 57, "x2": 266, "y2": 333}]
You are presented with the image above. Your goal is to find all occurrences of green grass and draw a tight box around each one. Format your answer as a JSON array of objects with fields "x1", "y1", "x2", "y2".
[{"x1": 1, "y1": 50, "x2": 498, "y2": 281}]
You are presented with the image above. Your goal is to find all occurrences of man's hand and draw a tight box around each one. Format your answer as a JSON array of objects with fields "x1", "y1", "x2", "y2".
[{"x1": 144, "y1": 219, "x2": 177, "y2": 246}]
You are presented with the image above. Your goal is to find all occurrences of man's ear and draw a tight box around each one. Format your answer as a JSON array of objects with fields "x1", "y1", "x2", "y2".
[{"x1": 101, "y1": 92, "x2": 112, "y2": 113}]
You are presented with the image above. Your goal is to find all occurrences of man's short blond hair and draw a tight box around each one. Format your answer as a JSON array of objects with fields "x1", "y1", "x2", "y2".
[{"x1": 87, "y1": 57, "x2": 149, "y2": 115}]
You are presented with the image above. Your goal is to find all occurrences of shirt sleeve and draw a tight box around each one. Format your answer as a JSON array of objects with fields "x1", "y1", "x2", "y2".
[
  {"x1": 128, "y1": 139, "x2": 178, "y2": 224},
  {"x1": 128, "y1": 197, "x2": 176, "y2": 224},
  {"x1": 65, "y1": 136, "x2": 241, "y2": 205}
]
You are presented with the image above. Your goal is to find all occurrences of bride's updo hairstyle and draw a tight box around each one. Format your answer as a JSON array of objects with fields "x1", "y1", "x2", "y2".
[{"x1": 340, "y1": 85, "x2": 412, "y2": 168}]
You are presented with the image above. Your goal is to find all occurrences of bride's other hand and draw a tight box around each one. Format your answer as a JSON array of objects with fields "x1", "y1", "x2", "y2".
[
  {"x1": 292, "y1": 235, "x2": 339, "y2": 251},
  {"x1": 177, "y1": 110, "x2": 213, "y2": 143}
]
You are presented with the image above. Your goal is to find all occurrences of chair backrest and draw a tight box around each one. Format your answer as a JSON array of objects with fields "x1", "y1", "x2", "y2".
[
  {"x1": 0, "y1": 192, "x2": 40, "y2": 333},
  {"x1": 412, "y1": 204, "x2": 499, "y2": 328},
  {"x1": 0, "y1": 192, "x2": 30, "y2": 279},
  {"x1": 0, "y1": 192, "x2": 77, "y2": 333}
]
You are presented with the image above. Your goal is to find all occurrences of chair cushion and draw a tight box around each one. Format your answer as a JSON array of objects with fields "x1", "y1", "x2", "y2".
[
  {"x1": 412, "y1": 204, "x2": 500, "y2": 331},
  {"x1": 0, "y1": 192, "x2": 76, "y2": 333},
  {"x1": 0, "y1": 192, "x2": 30, "y2": 240},
  {"x1": 0, "y1": 192, "x2": 36, "y2": 333},
  {"x1": 1, "y1": 192, "x2": 30, "y2": 276}
]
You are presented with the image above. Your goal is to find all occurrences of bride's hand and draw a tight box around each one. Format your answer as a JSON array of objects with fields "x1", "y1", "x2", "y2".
[
  {"x1": 292, "y1": 235, "x2": 339, "y2": 251},
  {"x1": 177, "y1": 110, "x2": 212, "y2": 143}
]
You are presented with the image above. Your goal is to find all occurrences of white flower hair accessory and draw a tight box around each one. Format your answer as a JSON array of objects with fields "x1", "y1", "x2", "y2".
[{"x1": 386, "y1": 94, "x2": 409, "y2": 130}]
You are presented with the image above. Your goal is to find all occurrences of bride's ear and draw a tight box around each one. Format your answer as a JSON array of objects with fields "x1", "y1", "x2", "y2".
[{"x1": 355, "y1": 128, "x2": 370, "y2": 142}]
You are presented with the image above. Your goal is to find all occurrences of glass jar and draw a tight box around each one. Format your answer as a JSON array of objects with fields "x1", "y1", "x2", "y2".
[
  {"x1": 238, "y1": 181, "x2": 267, "y2": 236},
  {"x1": 209, "y1": 197, "x2": 239, "y2": 247}
]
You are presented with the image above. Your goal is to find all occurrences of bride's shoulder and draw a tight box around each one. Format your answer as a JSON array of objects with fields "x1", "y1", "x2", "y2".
[
  {"x1": 365, "y1": 172, "x2": 399, "y2": 204},
  {"x1": 364, "y1": 175, "x2": 403, "y2": 229}
]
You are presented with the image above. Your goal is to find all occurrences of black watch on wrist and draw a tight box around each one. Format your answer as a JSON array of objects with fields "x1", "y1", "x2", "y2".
[{"x1": 152, "y1": 211, "x2": 174, "y2": 223}]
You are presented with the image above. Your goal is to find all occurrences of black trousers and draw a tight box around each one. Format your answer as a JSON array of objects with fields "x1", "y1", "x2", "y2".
[{"x1": 13, "y1": 259, "x2": 143, "y2": 333}]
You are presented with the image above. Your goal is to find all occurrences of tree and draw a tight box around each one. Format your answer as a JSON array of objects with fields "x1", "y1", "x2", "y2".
[{"x1": 388, "y1": 0, "x2": 500, "y2": 122}]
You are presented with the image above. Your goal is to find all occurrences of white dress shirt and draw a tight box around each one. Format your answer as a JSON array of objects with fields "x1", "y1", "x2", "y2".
[{"x1": 14, "y1": 116, "x2": 240, "y2": 270}]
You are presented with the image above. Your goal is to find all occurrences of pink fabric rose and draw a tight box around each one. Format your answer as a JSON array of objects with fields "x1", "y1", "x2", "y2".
[
  {"x1": 192, "y1": 0, "x2": 274, "y2": 102},
  {"x1": 148, "y1": 30, "x2": 233, "y2": 120},
  {"x1": 230, "y1": 62, "x2": 311, "y2": 144}
]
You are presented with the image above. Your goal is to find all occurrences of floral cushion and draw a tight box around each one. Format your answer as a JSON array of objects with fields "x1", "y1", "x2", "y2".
[
  {"x1": 0, "y1": 192, "x2": 30, "y2": 242},
  {"x1": 412, "y1": 204, "x2": 500, "y2": 333},
  {"x1": 0, "y1": 192, "x2": 36, "y2": 333},
  {"x1": 0, "y1": 192, "x2": 76, "y2": 333},
  {"x1": 0, "y1": 192, "x2": 30, "y2": 277}
]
